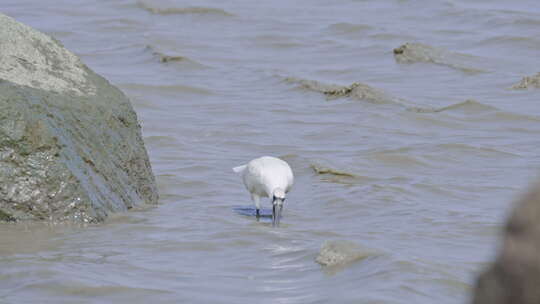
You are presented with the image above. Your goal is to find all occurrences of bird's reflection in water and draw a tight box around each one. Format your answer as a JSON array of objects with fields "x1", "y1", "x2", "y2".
[{"x1": 233, "y1": 206, "x2": 275, "y2": 223}]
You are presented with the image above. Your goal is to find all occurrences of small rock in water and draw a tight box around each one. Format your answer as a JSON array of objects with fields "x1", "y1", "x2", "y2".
[
  {"x1": 310, "y1": 163, "x2": 356, "y2": 177},
  {"x1": 511, "y1": 72, "x2": 540, "y2": 90},
  {"x1": 316, "y1": 240, "x2": 374, "y2": 267},
  {"x1": 160, "y1": 55, "x2": 186, "y2": 63},
  {"x1": 393, "y1": 42, "x2": 485, "y2": 74}
]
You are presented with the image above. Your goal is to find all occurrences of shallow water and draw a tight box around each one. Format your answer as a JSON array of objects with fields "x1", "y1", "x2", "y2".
[{"x1": 2, "y1": 0, "x2": 540, "y2": 303}]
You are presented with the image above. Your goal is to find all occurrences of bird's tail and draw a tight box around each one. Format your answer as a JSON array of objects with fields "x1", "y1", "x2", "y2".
[{"x1": 232, "y1": 164, "x2": 247, "y2": 173}]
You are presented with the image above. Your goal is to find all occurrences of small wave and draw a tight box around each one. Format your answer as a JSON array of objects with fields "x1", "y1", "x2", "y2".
[
  {"x1": 137, "y1": 1, "x2": 234, "y2": 16},
  {"x1": 393, "y1": 42, "x2": 486, "y2": 74},
  {"x1": 284, "y1": 77, "x2": 397, "y2": 104},
  {"x1": 253, "y1": 34, "x2": 306, "y2": 49},
  {"x1": 284, "y1": 76, "x2": 529, "y2": 124},
  {"x1": 93, "y1": 17, "x2": 145, "y2": 32},
  {"x1": 370, "y1": 151, "x2": 428, "y2": 168},
  {"x1": 436, "y1": 143, "x2": 518, "y2": 157},
  {"x1": 315, "y1": 240, "x2": 378, "y2": 271},
  {"x1": 370, "y1": 32, "x2": 418, "y2": 41},
  {"x1": 476, "y1": 35, "x2": 540, "y2": 50},
  {"x1": 42, "y1": 284, "x2": 172, "y2": 297},
  {"x1": 512, "y1": 18, "x2": 540, "y2": 27},
  {"x1": 434, "y1": 100, "x2": 498, "y2": 113},
  {"x1": 510, "y1": 72, "x2": 540, "y2": 89},
  {"x1": 488, "y1": 111, "x2": 540, "y2": 123},
  {"x1": 409, "y1": 100, "x2": 540, "y2": 122},
  {"x1": 326, "y1": 22, "x2": 373, "y2": 34},
  {"x1": 407, "y1": 99, "x2": 498, "y2": 114},
  {"x1": 119, "y1": 83, "x2": 213, "y2": 95}
]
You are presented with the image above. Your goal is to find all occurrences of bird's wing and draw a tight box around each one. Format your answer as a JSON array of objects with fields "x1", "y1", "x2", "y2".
[
  {"x1": 244, "y1": 160, "x2": 269, "y2": 197},
  {"x1": 286, "y1": 169, "x2": 294, "y2": 192}
]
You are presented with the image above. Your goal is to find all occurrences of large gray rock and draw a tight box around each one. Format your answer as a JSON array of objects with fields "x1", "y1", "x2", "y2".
[
  {"x1": 472, "y1": 182, "x2": 540, "y2": 304},
  {"x1": 0, "y1": 13, "x2": 158, "y2": 223}
]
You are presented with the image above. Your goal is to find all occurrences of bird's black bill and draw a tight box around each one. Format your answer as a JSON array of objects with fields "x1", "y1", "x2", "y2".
[
  {"x1": 272, "y1": 202, "x2": 283, "y2": 227},
  {"x1": 272, "y1": 204, "x2": 276, "y2": 227}
]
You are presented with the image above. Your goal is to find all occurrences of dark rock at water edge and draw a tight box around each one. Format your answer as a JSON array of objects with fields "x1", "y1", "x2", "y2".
[
  {"x1": 472, "y1": 182, "x2": 540, "y2": 304},
  {"x1": 0, "y1": 13, "x2": 158, "y2": 223}
]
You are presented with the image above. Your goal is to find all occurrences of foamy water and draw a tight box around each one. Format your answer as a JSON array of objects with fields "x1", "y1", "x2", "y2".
[{"x1": 1, "y1": 0, "x2": 540, "y2": 303}]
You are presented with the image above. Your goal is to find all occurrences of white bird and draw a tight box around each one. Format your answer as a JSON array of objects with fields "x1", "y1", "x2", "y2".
[{"x1": 233, "y1": 156, "x2": 294, "y2": 227}]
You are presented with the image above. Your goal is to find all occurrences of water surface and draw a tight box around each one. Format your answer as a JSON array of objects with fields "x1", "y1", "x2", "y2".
[{"x1": 2, "y1": 0, "x2": 540, "y2": 303}]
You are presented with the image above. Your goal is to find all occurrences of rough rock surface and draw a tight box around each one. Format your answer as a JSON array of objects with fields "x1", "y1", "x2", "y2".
[
  {"x1": 472, "y1": 182, "x2": 540, "y2": 304},
  {"x1": 316, "y1": 240, "x2": 375, "y2": 268},
  {"x1": 0, "y1": 13, "x2": 158, "y2": 223}
]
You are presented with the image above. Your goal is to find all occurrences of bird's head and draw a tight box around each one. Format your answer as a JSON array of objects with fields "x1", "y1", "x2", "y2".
[{"x1": 272, "y1": 188, "x2": 286, "y2": 227}]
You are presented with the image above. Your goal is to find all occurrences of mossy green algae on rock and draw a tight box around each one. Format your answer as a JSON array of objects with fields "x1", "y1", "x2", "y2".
[{"x1": 0, "y1": 13, "x2": 158, "y2": 223}]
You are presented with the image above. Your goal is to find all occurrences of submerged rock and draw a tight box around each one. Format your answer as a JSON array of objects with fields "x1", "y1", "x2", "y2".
[
  {"x1": 285, "y1": 76, "x2": 502, "y2": 116},
  {"x1": 316, "y1": 240, "x2": 375, "y2": 268},
  {"x1": 472, "y1": 182, "x2": 540, "y2": 304},
  {"x1": 145, "y1": 45, "x2": 205, "y2": 68},
  {"x1": 510, "y1": 72, "x2": 540, "y2": 89},
  {"x1": 0, "y1": 13, "x2": 158, "y2": 223},
  {"x1": 393, "y1": 42, "x2": 442, "y2": 64},
  {"x1": 310, "y1": 163, "x2": 356, "y2": 177},
  {"x1": 393, "y1": 42, "x2": 485, "y2": 74},
  {"x1": 285, "y1": 77, "x2": 397, "y2": 104}
]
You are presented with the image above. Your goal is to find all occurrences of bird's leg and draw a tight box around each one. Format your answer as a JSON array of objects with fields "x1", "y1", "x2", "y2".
[
  {"x1": 252, "y1": 194, "x2": 261, "y2": 221},
  {"x1": 272, "y1": 204, "x2": 276, "y2": 227}
]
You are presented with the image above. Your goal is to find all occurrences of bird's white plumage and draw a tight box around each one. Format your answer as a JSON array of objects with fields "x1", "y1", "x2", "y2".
[{"x1": 233, "y1": 156, "x2": 294, "y2": 210}]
